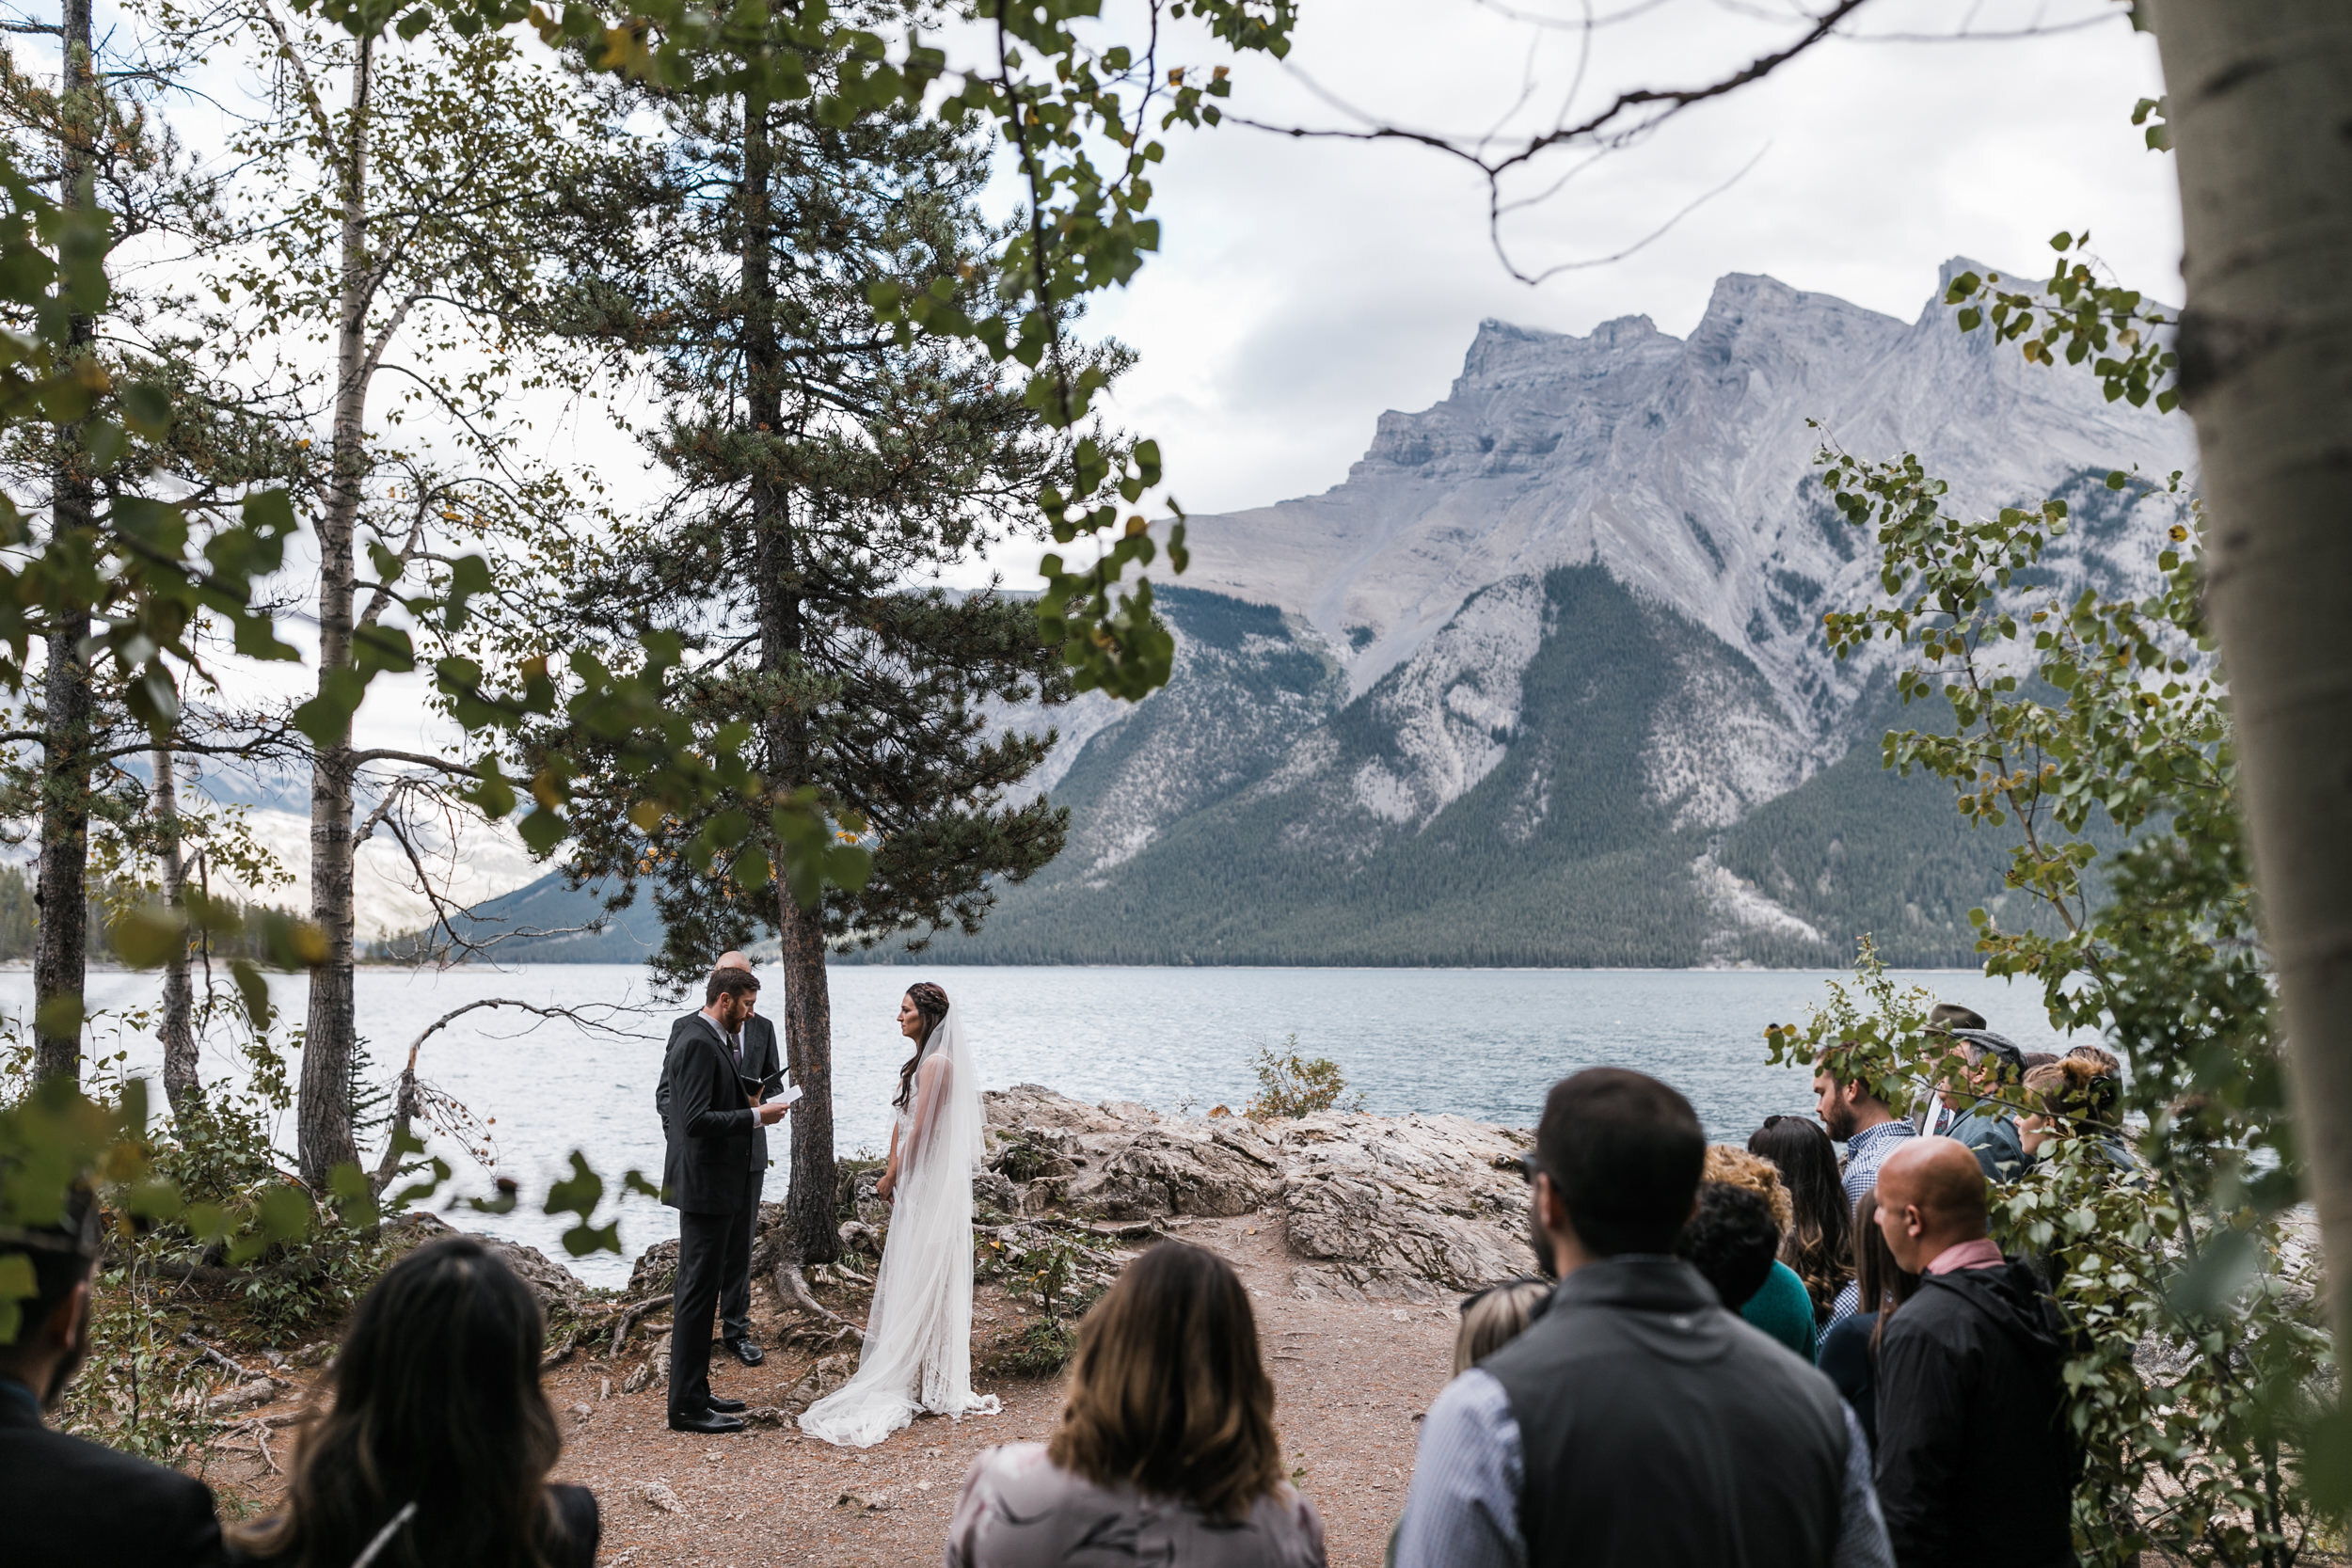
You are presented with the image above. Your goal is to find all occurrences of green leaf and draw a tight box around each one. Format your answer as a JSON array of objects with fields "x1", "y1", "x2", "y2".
[
  {"x1": 0, "y1": 1251, "x2": 34, "y2": 1346},
  {"x1": 32, "y1": 993, "x2": 84, "y2": 1041}
]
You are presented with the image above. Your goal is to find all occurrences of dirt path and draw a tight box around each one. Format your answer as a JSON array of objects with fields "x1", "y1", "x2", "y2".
[{"x1": 203, "y1": 1210, "x2": 1459, "y2": 1566}]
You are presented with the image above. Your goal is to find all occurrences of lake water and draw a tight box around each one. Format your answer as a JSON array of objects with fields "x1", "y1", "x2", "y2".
[{"x1": 9, "y1": 964, "x2": 2083, "y2": 1287}]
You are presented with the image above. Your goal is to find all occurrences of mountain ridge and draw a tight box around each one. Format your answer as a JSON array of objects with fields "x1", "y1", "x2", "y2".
[{"x1": 445, "y1": 261, "x2": 2193, "y2": 968}]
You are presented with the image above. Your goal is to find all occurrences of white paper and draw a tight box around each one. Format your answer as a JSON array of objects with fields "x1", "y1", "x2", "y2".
[{"x1": 779, "y1": 1084, "x2": 803, "y2": 1106}]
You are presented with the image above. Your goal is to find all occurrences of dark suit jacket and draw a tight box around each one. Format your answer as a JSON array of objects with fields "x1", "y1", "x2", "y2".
[
  {"x1": 658, "y1": 1013, "x2": 782, "y2": 1167},
  {"x1": 660, "y1": 1011, "x2": 759, "y2": 1214},
  {"x1": 0, "y1": 1378, "x2": 227, "y2": 1566}
]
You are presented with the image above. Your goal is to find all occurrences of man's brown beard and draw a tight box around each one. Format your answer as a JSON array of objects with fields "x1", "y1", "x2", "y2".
[{"x1": 1527, "y1": 1206, "x2": 1557, "y2": 1281}]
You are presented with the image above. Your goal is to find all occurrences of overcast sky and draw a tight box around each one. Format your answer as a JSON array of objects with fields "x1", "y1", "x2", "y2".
[
  {"x1": 1048, "y1": 0, "x2": 2179, "y2": 534},
  {"x1": 72, "y1": 0, "x2": 2182, "y2": 764}
]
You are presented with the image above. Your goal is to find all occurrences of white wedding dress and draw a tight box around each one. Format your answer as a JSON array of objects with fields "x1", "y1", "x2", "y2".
[{"x1": 799, "y1": 1006, "x2": 1000, "y2": 1448}]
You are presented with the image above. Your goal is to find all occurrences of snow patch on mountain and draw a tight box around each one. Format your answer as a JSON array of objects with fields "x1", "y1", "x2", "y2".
[
  {"x1": 1350, "y1": 575, "x2": 1548, "y2": 829},
  {"x1": 1643, "y1": 650, "x2": 1819, "y2": 831}
]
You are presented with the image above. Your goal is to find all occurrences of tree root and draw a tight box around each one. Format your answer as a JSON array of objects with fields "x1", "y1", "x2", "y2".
[
  {"x1": 773, "y1": 1261, "x2": 864, "y2": 1343},
  {"x1": 610, "y1": 1293, "x2": 673, "y2": 1353}
]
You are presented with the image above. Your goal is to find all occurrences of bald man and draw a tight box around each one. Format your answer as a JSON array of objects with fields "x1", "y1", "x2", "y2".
[
  {"x1": 1869, "y1": 1139, "x2": 2079, "y2": 1568},
  {"x1": 656, "y1": 951, "x2": 786, "y2": 1367}
]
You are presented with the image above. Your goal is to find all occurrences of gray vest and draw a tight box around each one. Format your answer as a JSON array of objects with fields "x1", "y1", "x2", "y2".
[{"x1": 1480, "y1": 1257, "x2": 1850, "y2": 1568}]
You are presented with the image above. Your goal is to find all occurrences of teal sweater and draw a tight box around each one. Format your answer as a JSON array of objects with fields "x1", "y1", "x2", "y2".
[{"x1": 1740, "y1": 1259, "x2": 1820, "y2": 1362}]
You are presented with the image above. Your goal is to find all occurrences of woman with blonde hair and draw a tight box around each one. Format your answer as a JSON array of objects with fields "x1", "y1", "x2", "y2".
[
  {"x1": 946, "y1": 1241, "x2": 1327, "y2": 1566},
  {"x1": 2021, "y1": 1056, "x2": 2137, "y2": 1177}
]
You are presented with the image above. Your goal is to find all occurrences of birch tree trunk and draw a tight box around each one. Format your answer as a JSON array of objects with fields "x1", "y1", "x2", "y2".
[
  {"x1": 31, "y1": 0, "x2": 97, "y2": 1086},
  {"x1": 154, "y1": 739, "x2": 199, "y2": 1117},
  {"x1": 297, "y1": 34, "x2": 374, "y2": 1187},
  {"x1": 2145, "y1": 0, "x2": 2352, "y2": 1346}
]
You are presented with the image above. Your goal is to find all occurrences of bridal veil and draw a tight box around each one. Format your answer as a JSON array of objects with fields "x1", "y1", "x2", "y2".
[{"x1": 798, "y1": 1004, "x2": 1000, "y2": 1448}]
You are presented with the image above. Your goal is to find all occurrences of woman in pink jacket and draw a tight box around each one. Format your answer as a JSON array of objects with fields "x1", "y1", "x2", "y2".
[{"x1": 945, "y1": 1241, "x2": 1327, "y2": 1567}]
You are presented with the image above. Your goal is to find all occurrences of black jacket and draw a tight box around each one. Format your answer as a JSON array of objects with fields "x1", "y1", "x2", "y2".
[
  {"x1": 658, "y1": 1011, "x2": 781, "y2": 1167},
  {"x1": 0, "y1": 1377, "x2": 227, "y2": 1566},
  {"x1": 660, "y1": 1011, "x2": 759, "y2": 1214},
  {"x1": 230, "y1": 1482, "x2": 598, "y2": 1568},
  {"x1": 1480, "y1": 1257, "x2": 1852, "y2": 1568},
  {"x1": 1875, "y1": 1259, "x2": 2081, "y2": 1568},
  {"x1": 1817, "y1": 1310, "x2": 1881, "y2": 1454}
]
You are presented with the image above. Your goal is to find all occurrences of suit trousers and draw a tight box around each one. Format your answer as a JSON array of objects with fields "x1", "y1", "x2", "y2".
[
  {"x1": 720, "y1": 1167, "x2": 765, "y2": 1344},
  {"x1": 667, "y1": 1191, "x2": 742, "y2": 1420}
]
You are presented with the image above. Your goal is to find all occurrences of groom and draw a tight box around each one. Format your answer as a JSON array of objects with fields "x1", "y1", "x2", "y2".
[
  {"x1": 661, "y1": 965, "x2": 790, "y2": 1434},
  {"x1": 658, "y1": 951, "x2": 784, "y2": 1368}
]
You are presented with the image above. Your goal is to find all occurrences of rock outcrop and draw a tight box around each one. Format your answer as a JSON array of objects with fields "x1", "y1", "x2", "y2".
[
  {"x1": 387, "y1": 1212, "x2": 589, "y2": 1309},
  {"x1": 979, "y1": 1085, "x2": 1535, "y2": 1301},
  {"x1": 612, "y1": 1085, "x2": 1545, "y2": 1311}
]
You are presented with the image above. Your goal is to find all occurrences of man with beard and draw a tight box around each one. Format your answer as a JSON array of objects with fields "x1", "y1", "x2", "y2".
[
  {"x1": 1815, "y1": 1047, "x2": 1916, "y2": 1325},
  {"x1": 0, "y1": 1183, "x2": 228, "y2": 1565}
]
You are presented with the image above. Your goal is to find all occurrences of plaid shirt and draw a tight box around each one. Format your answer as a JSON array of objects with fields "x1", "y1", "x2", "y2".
[{"x1": 1827, "y1": 1119, "x2": 1920, "y2": 1325}]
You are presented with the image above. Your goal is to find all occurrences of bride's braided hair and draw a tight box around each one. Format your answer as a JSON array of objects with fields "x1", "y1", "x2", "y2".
[{"x1": 895, "y1": 983, "x2": 950, "y2": 1110}]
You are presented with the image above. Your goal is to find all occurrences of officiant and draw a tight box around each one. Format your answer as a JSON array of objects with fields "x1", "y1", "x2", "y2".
[{"x1": 658, "y1": 963, "x2": 791, "y2": 1434}]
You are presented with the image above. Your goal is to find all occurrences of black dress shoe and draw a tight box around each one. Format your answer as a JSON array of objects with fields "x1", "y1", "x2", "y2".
[
  {"x1": 706, "y1": 1397, "x2": 747, "y2": 1413},
  {"x1": 725, "y1": 1338, "x2": 766, "y2": 1367},
  {"x1": 669, "y1": 1411, "x2": 746, "y2": 1434}
]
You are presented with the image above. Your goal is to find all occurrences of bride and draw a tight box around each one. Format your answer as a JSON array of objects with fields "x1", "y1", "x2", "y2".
[{"x1": 800, "y1": 982, "x2": 1001, "y2": 1448}]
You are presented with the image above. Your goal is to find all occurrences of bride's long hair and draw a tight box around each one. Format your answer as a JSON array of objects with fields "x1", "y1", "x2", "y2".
[{"x1": 894, "y1": 983, "x2": 950, "y2": 1110}]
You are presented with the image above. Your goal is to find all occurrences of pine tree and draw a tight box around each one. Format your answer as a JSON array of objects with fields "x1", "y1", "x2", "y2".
[{"x1": 530, "y1": 31, "x2": 1102, "y2": 1268}]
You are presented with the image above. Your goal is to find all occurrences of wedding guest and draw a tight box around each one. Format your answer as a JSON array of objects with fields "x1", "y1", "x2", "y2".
[
  {"x1": 1749, "y1": 1116, "x2": 1851, "y2": 1325},
  {"x1": 946, "y1": 1241, "x2": 1325, "y2": 1567},
  {"x1": 2020, "y1": 1052, "x2": 2060, "y2": 1070},
  {"x1": 1813, "y1": 1046, "x2": 1915, "y2": 1217},
  {"x1": 2066, "y1": 1043, "x2": 2122, "y2": 1077},
  {"x1": 0, "y1": 1182, "x2": 229, "y2": 1568},
  {"x1": 1912, "y1": 1005, "x2": 1986, "y2": 1137},
  {"x1": 1814, "y1": 1188, "x2": 1921, "y2": 1456},
  {"x1": 2020, "y1": 1059, "x2": 2137, "y2": 1178},
  {"x1": 1936, "y1": 1031, "x2": 2029, "y2": 1182},
  {"x1": 1871, "y1": 1139, "x2": 2078, "y2": 1568},
  {"x1": 1395, "y1": 1069, "x2": 1891, "y2": 1568},
  {"x1": 230, "y1": 1237, "x2": 598, "y2": 1568},
  {"x1": 1699, "y1": 1145, "x2": 1818, "y2": 1361},
  {"x1": 1453, "y1": 1277, "x2": 1550, "y2": 1374}
]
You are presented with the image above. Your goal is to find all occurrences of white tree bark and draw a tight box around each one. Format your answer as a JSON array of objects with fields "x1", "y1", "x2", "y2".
[{"x1": 2146, "y1": 0, "x2": 2352, "y2": 1344}]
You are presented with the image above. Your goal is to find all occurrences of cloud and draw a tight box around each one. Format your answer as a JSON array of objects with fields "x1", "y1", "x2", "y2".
[{"x1": 1060, "y1": 0, "x2": 2179, "y2": 529}]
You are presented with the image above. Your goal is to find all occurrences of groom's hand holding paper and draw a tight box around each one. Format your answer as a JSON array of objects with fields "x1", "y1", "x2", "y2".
[{"x1": 752, "y1": 1085, "x2": 802, "y2": 1124}]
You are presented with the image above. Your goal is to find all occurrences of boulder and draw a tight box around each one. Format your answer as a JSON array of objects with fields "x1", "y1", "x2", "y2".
[
  {"x1": 628, "y1": 1237, "x2": 678, "y2": 1298},
  {"x1": 1278, "y1": 1112, "x2": 1535, "y2": 1300},
  {"x1": 384, "y1": 1212, "x2": 588, "y2": 1309},
  {"x1": 983, "y1": 1085, "x2": 1152, "y2": 1136},
  {"x1": 1060, "y1": 1122, "x2": 1282, "y2": 1220}
]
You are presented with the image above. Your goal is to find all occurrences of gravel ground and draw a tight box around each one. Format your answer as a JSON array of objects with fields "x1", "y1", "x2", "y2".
[{"x1": 203, "y1": 1210, "x2": 1460, "y2": 1567}]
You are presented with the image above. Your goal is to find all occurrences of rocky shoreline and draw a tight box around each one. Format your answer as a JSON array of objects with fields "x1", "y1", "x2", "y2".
[{"x1": 602, "y1": 1085, "x2": 1536, "y2": 1314}]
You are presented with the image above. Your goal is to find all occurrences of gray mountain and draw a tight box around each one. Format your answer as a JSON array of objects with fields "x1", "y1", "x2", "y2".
[
  {"x1": 468, "y1": 261, "x2": 2191, "y2": 967},
  {"x1": 879, "y1": 261, "x2": 2193, "y2": 968}
]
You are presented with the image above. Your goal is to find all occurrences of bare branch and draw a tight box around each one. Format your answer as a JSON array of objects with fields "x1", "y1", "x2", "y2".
[{"x1": 372, "y1": 997, "x2": 651, "y2": 1194}]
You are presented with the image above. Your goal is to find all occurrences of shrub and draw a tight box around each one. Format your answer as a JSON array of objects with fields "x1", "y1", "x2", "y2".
[{"x1": 1246, "y1": 1036, "x2": 1363, "y2": 1120}]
